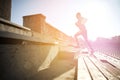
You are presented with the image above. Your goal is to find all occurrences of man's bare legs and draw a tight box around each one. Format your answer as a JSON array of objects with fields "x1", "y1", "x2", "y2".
[
  {"x1": 74, "y1": 31, "x2": 82, "y2": 47},
  {"x1": 74, "y1": 32, "x2": 94, "y2": 55},
  {"x1": 84, "y1": 38, "x2": 94, "y2": 55}
]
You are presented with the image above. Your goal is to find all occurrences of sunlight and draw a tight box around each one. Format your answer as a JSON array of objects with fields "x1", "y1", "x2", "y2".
[
  {"x1": 54, "y1": 67, "x2": 75, "y2": 80},
  {"x1": 81, "y1": 2, "x2": 110, "y2": 40}
]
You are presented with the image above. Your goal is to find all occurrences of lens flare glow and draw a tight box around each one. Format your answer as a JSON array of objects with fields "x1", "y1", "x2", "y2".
[{"x1": 81, "y1": 2, "x2": 111, "y2": 41}]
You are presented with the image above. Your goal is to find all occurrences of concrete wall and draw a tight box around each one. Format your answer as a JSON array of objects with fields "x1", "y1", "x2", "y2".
[
  {"x1": 23, "y1": 14, "x2": 76, "y2": 47},
  {"x1": 23, "y1": 14, "x2": 46, "y2": 33},
  {"x1": 0, "y1": 18, "x2": 57, "y2": 44},
  {"x1": 0, "y1": 1, "x2": 77, "y2": 80},
  {"x1": 0, "y1": 0, "x2": 11, "y2": 20},
  {"x1": 0, "y1": 18, "x2": 59, "y2": 80},
  {"x1": 0, "y1": 39, "x2": 58, "y2": 80}
]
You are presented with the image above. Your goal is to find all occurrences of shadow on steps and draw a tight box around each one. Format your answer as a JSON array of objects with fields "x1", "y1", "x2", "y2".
[{"x1": 28, "y1": 52, "x2": 77, "y2": 80}]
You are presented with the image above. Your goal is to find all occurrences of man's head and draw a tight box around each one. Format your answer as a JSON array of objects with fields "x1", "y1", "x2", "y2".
[
  {"x1": 76, "y1": 12, "x2": 81, "y2": 19},
  {"x1": 76, "y1": 12, "x2": 87, "y2": 24}
]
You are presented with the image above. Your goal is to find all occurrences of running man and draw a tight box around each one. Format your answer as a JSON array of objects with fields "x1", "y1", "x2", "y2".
[{"x1": 74, "y1": 12, "x2": 94, "y2": 54}]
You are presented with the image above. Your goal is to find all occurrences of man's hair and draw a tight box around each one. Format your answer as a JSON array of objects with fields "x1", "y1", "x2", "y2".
[{"x1": 76, "y1": 12, "x2": 81, "y2": 19}]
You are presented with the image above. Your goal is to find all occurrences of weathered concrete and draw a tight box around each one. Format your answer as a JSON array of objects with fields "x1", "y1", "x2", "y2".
[
  {"x1": 23, "y1": 14, "x2": 45, "y2": 33},
  {"x1": 0, "y1": 41, "x2": 59, "y2": 80},
  {"x1": 0, "y1": 1, "x2": 77, "y2": 79},
  {"x1": 0, "y1": 18, "x2": 57, "y2": 44},
  {"x1": 0, "y1": 13, "x2": 77, "y2": 80},
  {"x1": 0, "y1": 18, "x2": 31, "y2": 36},
  {"x1": 0, "y1": 18, "x2": 60, "y2": 80},
  {"x1": 23, "y1": 14, "x2": 76, "y2": 46},
  {"x1": 0, "y1": 0, "x2": 11, "y2": 20},
  {"x1": 28, "y1": 56, "x2": 76, "y2": 80}
]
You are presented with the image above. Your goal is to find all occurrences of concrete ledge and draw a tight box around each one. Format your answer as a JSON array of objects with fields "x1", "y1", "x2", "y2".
[
  {"x1": 0, "y1": 18, "x2": 30, "y2": 30},
  {"x1": 0, "y1": 41, "x2": 59, "y2": 80},
  {"x1": 0, "y1": 18, "x2": 58, "y2": 44},
  {"x1": 0, "y1": 31, "x2": 57, "y2": 44}
]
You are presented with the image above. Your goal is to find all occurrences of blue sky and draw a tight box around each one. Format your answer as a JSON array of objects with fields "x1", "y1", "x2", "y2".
[{"x1": 11, "y1": 0, "x2": 120, "y2": 40}]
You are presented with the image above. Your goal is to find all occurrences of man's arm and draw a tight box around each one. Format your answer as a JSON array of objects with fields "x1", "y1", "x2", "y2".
[{"x1": 74, "y1": 31, "x2": 82, "y2": 37}]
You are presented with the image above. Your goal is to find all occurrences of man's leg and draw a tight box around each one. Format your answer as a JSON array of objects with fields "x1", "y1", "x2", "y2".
[
  {"x1": 83, "y1": 33, "x2": 94, "y2": 54},
  {"x1": 85, "y1": 39, "x2": 94, "y2": 54},
  {"x1": 74, "y1": 32, "x2": 81, "y2": 47}
]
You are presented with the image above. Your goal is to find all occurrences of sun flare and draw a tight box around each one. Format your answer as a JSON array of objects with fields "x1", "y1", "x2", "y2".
[{"x1": 81, "y1": 2, "x2": 110, "y2": 40}]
